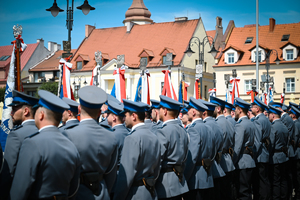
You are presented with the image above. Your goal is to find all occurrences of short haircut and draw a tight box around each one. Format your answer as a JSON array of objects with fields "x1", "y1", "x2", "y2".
[
  {"x1": 44, "y1": 108, "x2": 62, "y2": 125},
  {"x1": 161, "y1": 106, "x2": 179, "y2": 118},
  {"x1": 129, "y1": 111, "x2": 145, "y2": 122},
  {"x1": 81, "y1": 105, "x2": 100, "y2": 119},
  {"x1": 238, "y1": 106, "x2": 249, "y2": 115},
  {"x1": 206, "y1": 110, "x2": 214, "y2": 117},
  {"x1": 145, "y1": 111, "x2": 151, "y2": 119}
]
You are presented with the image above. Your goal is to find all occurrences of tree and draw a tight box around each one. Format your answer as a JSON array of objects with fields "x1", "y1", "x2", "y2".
[{"x1": 36, "y1": 82, "x2": 59, "y2": 97}]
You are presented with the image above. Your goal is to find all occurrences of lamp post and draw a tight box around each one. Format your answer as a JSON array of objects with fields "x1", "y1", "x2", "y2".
[
  {"x1": 46, "y1": 0, "x2": 95, "y2": 54},
  {"x1": 184, "y1": 36, "x2": 219, "y2": 99},
  {"x1": 224, "y1": 74, "x2": 230, "y2": 102},
  {"x1": 72, "y1": 75, "x2": 87, "y2": 98},
  {"x1": 94, "y1": 51, "x2": 102, "y2": 87},
  {"x1": 263, "y1": 49, "x2": 281, "y2": 104}
]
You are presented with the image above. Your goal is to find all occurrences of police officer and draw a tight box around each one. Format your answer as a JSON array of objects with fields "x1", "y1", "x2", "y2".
[
  {"x1": 155, "y1": 95, "x2": 189, "y2": 200},
  {"x1": 233, "y1": 98, "x2": 256, "y2": 200},
  {"x1": 183, "y1": 97, "x2": 214, "y2": 200},
  {"x1": 144, "y1": 104, "x2": 155, "y2": 130},
  {"x1": 59, "y1": 97, "x2": 79, "y2": 131},
  {"x1": 210, "y1": 96, "x2": 236, "y2": 200},
  {"x1": 270, "y1": 102, "x2": 295, "y2": 198},
  {"x1": 113, "y1": 100, "x2": 161, "y2": 200},
  {"x1": 63, "y1": 86, "x2": 118, "y2": 200},
  {"x1": 290, "y1": 105, "x2": 300, "y2": 199},
  {"x1": 179, "y1": 104, "x2": 191, "y2": 129},
  {"x1": 150, "y1": 99, "x2": 162, "y2": 132},
  {"x1": 10, "y1": 90, "x2": 81, "y2": 200},
  {"x1": 0, "y1": 90, "x2": 39, "y2": 200},
  {"x1": 268, "y1": 105, "x2": 289, "y2": 200},
  {"x1": 224, "y1": 102, "x2": 236, "y2": 127},
  {"x1": 200, "y1": 99, "x2": 225, "y2": 200},
  {"x1": 250, "y1": 96, "x2": 271, "y2": 200}
]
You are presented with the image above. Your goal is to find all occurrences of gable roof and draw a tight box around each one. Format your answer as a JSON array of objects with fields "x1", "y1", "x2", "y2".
[
  {"x1": 70, "y1": 19, "x2": 200, "y2": 71},
  {"x1": 215, "y1": 21, "x2": 300, "y2": 67},
  {"x1": 0, "y1": 43, "x2": 38, "y2": 70},
  {"x1": 30, "y1": 49, "x2": 76, "y2": 72}
]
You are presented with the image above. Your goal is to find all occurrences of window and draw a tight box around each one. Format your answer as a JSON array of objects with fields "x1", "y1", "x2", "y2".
[
  {"x1": 245, "y1": 37, "x2": 253, "y2": 44},
  {"x1": 228, "y1": 53, "x2": 234, "y2": 64},
  {"x1": 281, "y1": 34, "x2": 290, "y2": 42},
  {"x1": 0, "y1": 55, "x2": 10, "y2": 61},
  {"x1": 53, "y1": 71, "x2": 60, "y2": 79},
  {"x1": 162, "y1": 56, "x2": 167, "y2": 65},
  {"x1": 286, "y1": 78, "x2": 295, "y2": 92},
  {"x1": 245, "y1": 80, "x2": 252, "y2": 91},
  {"x1": 34, "y1": 72, "x2": 45, "y2": 82},
  {"x1": 255, "y1": 51, "x2": 262, "y2": 62},
  {"x1": 161, "y1": 82, "x2": 164, "y2": 94},
  {"x1": 76, "y1": 62, "x2": 82, "y2": 70},
  {"x1": 286, "y1": 49, "x2": 293, "y2": 60}
]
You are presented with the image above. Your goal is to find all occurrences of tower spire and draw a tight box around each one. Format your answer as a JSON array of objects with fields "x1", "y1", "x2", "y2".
[{"x1": 123, "y1": 0, "x2": 153, "y2": 25}]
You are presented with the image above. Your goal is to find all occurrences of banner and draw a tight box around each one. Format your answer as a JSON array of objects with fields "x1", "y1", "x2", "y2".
[
  {"x1": 134, "y1": 70, "x2": 151, "y2": 104},
  {"x1": 208, "y1": 88, "x2": 216, "y2": 101},
  {"x1": 161, "y1": 70, "x2": 177, "y2": 101},
  {"x1": 194, "y1": 79, "x2": 200, "y2": 99},
  {"x1": 112, "y1": 65, "x2": 126, "y2": 102},
  {"x1": 90, "y1": 64, "x2": 100, "y2": 86},
  {"x1": 246, "y1": 90, "x2": 258, "y2": 103},
  {"x1": 59, "y1": 58, "x2": 75, "y2": 100},
  {"x1": 230, "y1": 77, "x2": 240, "y2": 104},
  {"x1": 179, "y1": 81, "x2": 189, "y2": 103}
]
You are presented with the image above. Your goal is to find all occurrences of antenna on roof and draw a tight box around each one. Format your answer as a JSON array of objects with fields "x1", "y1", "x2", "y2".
[{"x1": 199, "y1": 13, "x2": 201, "y2": 18}]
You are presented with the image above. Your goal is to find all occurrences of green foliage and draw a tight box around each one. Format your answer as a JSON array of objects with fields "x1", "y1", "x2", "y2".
[
  {"x1": 0, "y1": 86, "x2": 5, "y2": 102},
  {"x1": 36, "y1": 82, "x2": 59, "y2": 97}
]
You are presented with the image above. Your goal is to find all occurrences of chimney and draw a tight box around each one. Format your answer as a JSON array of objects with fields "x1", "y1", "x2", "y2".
[
  {"x1": 125, "y1": 21, "x2": 135, "y2": 33},
  {"x1": 53, "y1": 42, "x2": 58, "y2": 52},
  {"x1": 48, "y1": 41, "x2": 55, "y2": 52},
  {"x1": 37, "y1": 38, "x2": 44, "y2": 47},
  {"x1": 57, "y1": 44, "x2": 61, "y2": 51},
  {"x1": 269, "y1": 18, "x2": 275, "y2": 32},
  {"x1": 214, "y1": 16, "x2": 223, "y2": 51},
  {"x1": 85, "y1": 25, "x2": 95, "y2": 37}
]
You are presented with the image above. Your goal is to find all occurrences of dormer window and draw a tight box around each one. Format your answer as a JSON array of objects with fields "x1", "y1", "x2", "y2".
[
  {"x1": 245, "y1": 37, "x2": 253, "y2": 44},
  {"x1": 162, "y1": 56, "x2": 167, "y2": 65},
  {"x1": 286, "y1": 49, "x2": 293, "y2": 60},
  {"x1": 76, "y1": 61, "x2": 83, "y2": 70},
  {"x1": 74, "y1": 54, "x2": 90, "y2": 70},
  {"x1": 254, "y1": 51, "x2": 262, "y2": 62},
  {"x1": 228, "y1": 53, "x2": 234, "y2": 64},
  {"x1": 0, "y1": 55, "x2": 10, "y2": 61},
  {"x1": 140, "y1": 57, "x2": 148, "y2": 66},
  {"x1": 138, "y1": 49, "x2": 154, "y2": 67},
  {"x1": 281, "y1": 34, "x2": 290, "y2": 42}
]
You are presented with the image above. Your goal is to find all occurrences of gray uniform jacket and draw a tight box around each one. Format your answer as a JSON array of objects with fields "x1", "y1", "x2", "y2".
[
  {"x1": 155, "y1": 120, "x2": 189, "y2": 198},
  {"x1": 226, "y1": 115, "x2": 236, "y2": 127},
  {"x1": 151, "y1": 120, "x2": 162, "y2": 133},
  {"x1": 113, "y1": 124, "x2": 161, "y2": 200},
  {"x1": 204, "y1": 117, "x2": 225, "y2": 178},
  {"x1": 63, "y1": 119, "x2": 118, "y2": 200},
  {"x1": 144, "y1": 119, "x2": 154, "y2": 130},
  {"x1": 112, "y1": 124, "x2": 129, "y2": 165},
  {"x1": 281, "y1": 113, "x2": 296, "y2": 158},
  {"x1": 0, "y1": 120, "x2": 38, "y2": 199},
  {"x1": 270, "y1": 119, "x2": 289, "y2": 164},
  {"x1": 252, "y1": 113, "x2": 271, "y2": 163},
  {"x1": 233, "y1": 116, "x2": 256, "y2": 169},
  {"x1": 99, "y1": 118, "x2": 111, "y2": 129},
  {"x1": 59, "y1": 119, "x2": 79, "y2": 131},
  {"x1": 293, "y1": 120, "x2": 300, "y2": 160},
  {"x1": 215, "y1": 115, "x2": 235, "y2": 173},
  {"x1": 184, "y1": 119, "x2": 214, "y2": 189},
  {"x1": 10, "y1": 126, "x2": 81, "y2": 200}
]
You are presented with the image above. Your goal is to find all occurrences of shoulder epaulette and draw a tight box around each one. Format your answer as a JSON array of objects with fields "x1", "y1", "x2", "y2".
[
  {"x1": 26, "y1": 131, "x2": 40, "y2": 139},
  {"x1": 12, "y1": 124, "x2": 23, "y2": 131},
  {"x1": 65, "y1": 124, "x2": 78, "y2": 130}
]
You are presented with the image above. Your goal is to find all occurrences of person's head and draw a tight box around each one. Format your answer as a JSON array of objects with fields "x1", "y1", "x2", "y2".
[
  {"x1": 247, "y1": 109, "x2": 255, "y2": 119},
  {"x1": 214, "y1": 105, "x2": 224, "y2": 117},
  {"x1": 264, "y1": 110, "x2": 268, "y2": 117},
  {"x1": 62, "y1": 97, "x2": 79, "y2": 123},
  {"x1": 268, "y1": 106, "x2": 282, "y2": 122},
  {"x1": 101, "y1": 104, "x2": 108, "y2": 119},
  {"x1": 124, "y1": 111, "x2": 145, "y2": 129},
  {"x1": 158, "y1": 95, "x2": 181, "y2": 122},
  {"x1": 181, "y1": 113, "x2": 189, "y2": 125},
  {"x1": 251, "y1": 97, "x2": 267, "y2": 116},
  {"x1": 78, "y1": 86, "x2": 107, "y2": 120},
  {"x1": 289, "y1": 106, "x2": 300, "y2": 120},
  {"x1": 34, "y1": 90, "x2": 69, "y2": 129},
  {"x1": 106, "y1": 100, "x2": 125, "y2": 127},
  {"x1": 187, "y1": 97, "x2": 207, "y2": 121},
  {"x1": 150, "y1": 99, "x2": 161, "y2": 122},
  {"x1": 8, "y1": 90, "x2": 39, "y2": 126},
  {"x1": 197, "y1": 99, "x2": 216, "y2": 118},
  {"x1": 209, "y1": 96, "x2": 226, "y2": 118},
  {"x1": 107, "y1": 112, "x2": 124, "y2": 126},
  {"x1": 234, "y1": 98, "x2": 251, "y2": 120}
]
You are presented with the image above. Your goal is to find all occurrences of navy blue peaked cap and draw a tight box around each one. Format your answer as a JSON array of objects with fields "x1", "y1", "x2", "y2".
[
  {"x1": 78, "y1": 86, "x2": 107, "y2": 109},
  {"x1": 188, "y1": 97, "x2": 208, "y2": 112},
  {"x1": 210, "y1": 96, "x2": 226, "y2": 107},
  {"x1": 62, "y1": 97, "x2": 79, "y2": 113},
  {"x1": 290, "y1": 105, "x2": 300, "y2": 117},
  {"x1": 268, "y1": 105, "x2": 282, "y2": 115},
  {"x1": 150, "y1": 99, "x2": 160, "y2": 109},
  {"x1": 35, "y1": 90, "x2": 69, "y2": 113},
  {"x1": 123, "y1": 99, "x2": 149, "y2": 113},
  {"x1": 252, "y1": 96, "x2": 267, "y2": 110},
  {"x1": 235, "y1": 97, "x2": 251, "y2": 109},
  {"x1": 198, "y1": 99, "x2": 217, "y2": 111},
  {"x1": 159, "y1": 95, "x2": 182, "y2": 110}
]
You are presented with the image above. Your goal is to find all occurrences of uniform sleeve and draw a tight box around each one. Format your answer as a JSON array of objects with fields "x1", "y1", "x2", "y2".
[
  {"x1": 68, "y1": 152, "x2": 81, "y2": 200},
  {"x1": 184, "y1": 126, "x2": 200, "y2": 181},
  {"x1": 104, "y1": 145, "x2": 118, "y2": 193},
  {"x1": 156, "y1": 129, "x2": 168, "y2": 163},
  {"x1": 0, "y1": 131, "x2": 20, "y2": 199},
  {"x1": 10, "y1": 138, "x2": 40, "y2": 200},
  {"x1": 252, "y1": 119, "x2": 262, "y2": 156},
  {"x1": 113, "y1": 136, "x2": 139, "y2": 200},
  {"x1": 233, "y1": 124, "x2": 245, "y2": 164}
]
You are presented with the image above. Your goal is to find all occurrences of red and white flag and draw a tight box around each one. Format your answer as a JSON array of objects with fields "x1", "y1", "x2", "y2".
[
  {"x1": 161, "y1": 70, "x2": 177, "y2": 101},
  {"x1": 208, "y1": 88, "x2": 216, "y2": 101},
  {"x1": 141, "y1": 70, "x2": 151, "y2": 104},
  {"x1": 58, "y1": 58, "x2": 75, "y2": 100},
  {"x1": 112, "y1": 65, "x2": 126, "y2": 102},
  {"x1": 90, "y1": 65, "x2": 100, "y2": 86},
  {"x1": 280, "y1": 93, "x2": 285, "y2": 104},
  {"x1": 194, "y1": 79, "x2": 201, "y2": 99},
  {"x1": 230, "y1": 77, "x2": 240, "y2": 104}
]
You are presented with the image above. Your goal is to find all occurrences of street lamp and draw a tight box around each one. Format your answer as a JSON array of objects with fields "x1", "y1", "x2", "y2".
[
  {"x1": 72, "y1": 75, "x2": 87, "y2": 98},
  {"x1": 46, "y1": 0, "x2": 95, "y2": 53},
  {"x1": 184, "y1": 36, "x2": 219, "y2": 99},
  {"x1": 263, "y1": 49, "x2": 281, "y2": 104}
]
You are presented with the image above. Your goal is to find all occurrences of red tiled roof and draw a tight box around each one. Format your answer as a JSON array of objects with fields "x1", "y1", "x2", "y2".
[
  {"x1": 0, "y1": 43, "x2": 38, "y2": 70},
  {"x1": 30, "y1": 49, "x2": 76, "y2": 72},
  {"x1": 215, "y1": 21, "x2": 300, "y2": 67},
  {"x1": 71, "y1": 19, "x2": 200, "y2": 70},
  {"x1": 206, "y1": 30, "x2": 216, "y2": 45}
]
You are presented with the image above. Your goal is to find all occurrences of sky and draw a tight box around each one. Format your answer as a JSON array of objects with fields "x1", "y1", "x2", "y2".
[{"x1": 0, "y1": 0, "x2": 299, "y2": 49}]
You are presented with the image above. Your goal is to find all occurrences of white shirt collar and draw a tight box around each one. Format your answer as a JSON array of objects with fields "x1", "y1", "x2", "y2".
[
  {"x1": 112, "y1": 123, "x2": 123, "y2": 128},
  {"x1": 66, "y1": 119, "x2": 78, "y2": 123},
  {"x1": 191, "y1": 118, "x2": 202, "y2": 124},
  {"x1": 281, "y1": 112, "x2": 287, "y2": 117},
  {"x1": 39, "y1": 125, "x2": 56, "y2": 132},
  {"x1": 131, "y1": 123, "x2": 145, "y2": 131},
  {"x1": 162, "y1": 119, "x2": 176, "y2": 126},
  {"x1": 80, "y1": 118, "x2": 94, "y2": 123},
  {"x1": 22, "y1": 119, "x2": 35, "y2": 125},
  {"x1": 238, "y1": 116, "x2": 248, "y2": 122}
]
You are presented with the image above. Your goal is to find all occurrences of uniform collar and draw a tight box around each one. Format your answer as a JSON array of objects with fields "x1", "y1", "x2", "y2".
[
  {"x1": 272, "y1": 118, "x2": 281, "y2": 124},
  {"x1": 237, "y1": 116, "x2": 247, "y2": 122},
  {"x1": 281, "y1": 112, "x2": 287, "y2": 117},
  {"x1": 66, "y1": 119, "x2": 78, "y2": 123},
  {"x1": 191, "y1": 118, "x2": 202, "y2": 124},
  {"x1": 256, "y1": 113, "x2": 264, "y2": 118},
  {"x1": 22, "y1": 119, "x2": 35, "y2": 125},
  {"x1": 216, "y1": 114, "x2": 224, "y2": 119},
  {"x1": 80, "y1": 118, "x2": 95, "y2": 123},
  {"x1": 162, "y1": 119, "x2": 176, "y2": 126},
  {"x1": 131, "y1": 122, "x2": 145, "y2": 131},
  {"x1": 39, "y1": 125, "x2": 56, "y2": 132},
  {"x1": 112, "y1": 123, "x2": 123, "y2": 128},
  {"x1": 203, "y1": 116, "x2": 213, "y2": 122}
]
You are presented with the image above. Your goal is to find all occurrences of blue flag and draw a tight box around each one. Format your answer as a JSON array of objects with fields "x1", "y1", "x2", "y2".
[
  {"x1": 134, "y1": 76, "x2": 142, "y2": 102},
  {"x1": 111, "y1": 83, "x2": 116, "y2": 98},
  {"x1": 178, "y1": 81, "x2": 183, "y2": 103}
]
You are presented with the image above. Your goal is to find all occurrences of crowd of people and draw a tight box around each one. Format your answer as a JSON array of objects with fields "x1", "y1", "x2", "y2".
[{"x1": 0, "y1": 85, "x2": 299, "y2": 200}]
